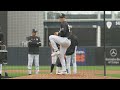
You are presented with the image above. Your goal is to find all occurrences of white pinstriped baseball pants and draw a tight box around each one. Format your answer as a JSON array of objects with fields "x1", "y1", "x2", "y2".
[
  {"x1": 49, "y1": 35, "x2": 71, "y2": 71},
  {"x1": 66, "y1": 46, "x2": 77, "y2": 74},
  {"x1": 28, "y1": 54, "x2": 39, "y2": 74}
]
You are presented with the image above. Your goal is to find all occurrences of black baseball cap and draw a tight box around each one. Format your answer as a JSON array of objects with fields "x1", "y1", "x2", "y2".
[
  {"x1": 59, "y1": 13, "x2": 65, "y2": 18},
  {"x1": 32, "y1": 29, "x2": 37, "y2": 33}
]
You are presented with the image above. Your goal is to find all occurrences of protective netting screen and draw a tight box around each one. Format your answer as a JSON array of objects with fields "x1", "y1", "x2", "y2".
[{"x1": 0, "y1": 11, "x2": 120, "y2": 79}]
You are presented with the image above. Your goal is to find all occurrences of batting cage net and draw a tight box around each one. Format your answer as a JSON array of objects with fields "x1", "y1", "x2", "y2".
[{"x1": 0, "y1": 11, "x2": 120, "y2": 79}]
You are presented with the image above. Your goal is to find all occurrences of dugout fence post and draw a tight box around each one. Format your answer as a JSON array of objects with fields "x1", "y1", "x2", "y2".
[
  {"x1": 44, "y1": 26, "x2": 48, "y2": 46},
  {"x1": 103, "y1": 11, "x2": 106, "y2": 76}
]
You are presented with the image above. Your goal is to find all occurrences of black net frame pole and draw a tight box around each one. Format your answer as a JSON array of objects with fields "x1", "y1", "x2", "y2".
[
  {"x1": 46, "y1": 26, "x2": 48, "y2": 47},
  {"x1": 104, "y1": 11, "x2": 106, "y2": 76}
]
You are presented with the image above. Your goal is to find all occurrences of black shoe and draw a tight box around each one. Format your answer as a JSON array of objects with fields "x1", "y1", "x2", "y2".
[
  {"x1": 0, "y1": 74, "x2": 5, "y2": 79},
  {"x1": 28, "y1": 74, "x2": 32, "y2": 75},
  {"x1": 5, "y1": 72, "x2": 8, "y2": 77}
]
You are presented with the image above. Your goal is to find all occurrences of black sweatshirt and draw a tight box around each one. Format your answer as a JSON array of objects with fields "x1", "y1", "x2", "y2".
[
  {"x1": 0, "y1": 32, "x2": 4, "y2": 44},
  {"x1": 58, "y1": 21, "x2": 70, "y2": 37},
  {"x1": 27, "y1": 36, "x2": 41, "y2": 54},
  {"x1": 66, "y1": 34, "x2": 78, "y2": 55},
  {"x1": 0, "y1": 32, "x2": 4, "y2": 51}
]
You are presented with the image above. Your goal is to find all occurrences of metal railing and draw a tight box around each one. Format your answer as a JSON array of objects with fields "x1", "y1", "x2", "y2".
[{"x1": 0, "y1": 45, "x2": 7, "y2": 52}]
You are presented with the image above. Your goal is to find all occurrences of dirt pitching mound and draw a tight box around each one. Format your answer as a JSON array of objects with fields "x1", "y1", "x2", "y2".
[{"x1": 10, "y1": 70, "x2": 119, "y2": 79}]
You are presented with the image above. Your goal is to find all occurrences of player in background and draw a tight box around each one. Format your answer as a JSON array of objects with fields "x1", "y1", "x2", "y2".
[
  {"x1": 49, "y1": 13, "x2": 71, "y2": 74},
  {"x1": 66, "y1": 31, "x2": 78, "y2": 74},
  {"x1": 27, "y1": 29, "x2": 41, "y2": 75}
]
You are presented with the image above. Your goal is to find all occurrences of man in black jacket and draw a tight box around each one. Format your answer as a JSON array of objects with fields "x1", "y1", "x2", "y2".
[{"x1": 27, "y1": 29, "x2": 41, "y2": 75}]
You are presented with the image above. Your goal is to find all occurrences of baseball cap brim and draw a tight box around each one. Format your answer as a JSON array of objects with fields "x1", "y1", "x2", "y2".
[
  {"x1": 59, "y1": 13, "x2": 65, "y2": 18},
  {"x1": 32, "y1": 29, "x2": 38, "y2": 33}
]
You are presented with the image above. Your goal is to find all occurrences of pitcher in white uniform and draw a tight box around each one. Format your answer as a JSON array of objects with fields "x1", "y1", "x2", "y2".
[{"x1": 49, "y1": 13, "x2": 71, "y2": 74}]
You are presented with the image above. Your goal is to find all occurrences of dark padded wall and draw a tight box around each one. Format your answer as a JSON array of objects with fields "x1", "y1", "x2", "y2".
[
  {"x1": 7, "y1": 47, "x2": 51, "y2": 65},
  {"x1": 6, "y1": 47, "x2": 104, "y2": 66}
]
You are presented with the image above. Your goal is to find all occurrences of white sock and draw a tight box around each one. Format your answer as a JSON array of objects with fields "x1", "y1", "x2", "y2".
[
  {"x1": 35, "y1": 70, "x2": 39, "y2": 74},
  {"x1": 66, "y1": 64, "x2": 71, "y2": 74},
  {"x1": 73, "y1": 63, "x2": 77, "y2": 74},
  {"x1": 56, "y1": 67, "x2": 58, "y2": 74},
  {"x1": 0, "y1": 64, "x2": 2, "y2": 75},
  {"x1": 28, "y1": 69, "x2": 32, "y2": 74},
  {"x1": 58, "y1": 67, "x2": 62, "y2": 72}
]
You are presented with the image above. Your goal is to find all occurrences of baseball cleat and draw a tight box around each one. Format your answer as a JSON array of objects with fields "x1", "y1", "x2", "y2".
[
  {"x1": 51, "y1": 51, "x2": 60, "y2": 57},
  {"x1": 66, "y1": 73, "x2": 71, "y2": 74},
  {"x1": 73, "y1": 72, "x2": 77, "y2": 74},
  {"x1": 50, "y1": 72, "x2": 53, "y2": 74},
  {"x1": 57, "y1": 70, "x2": 67, "y2": 75},
  {"x1": 0, "y1": 74, "x2": 4, "y2": 79},
  {"x1": 56, "y1": 71, "x2": 60, "y2": 75},
  {"x1": 35, "y1": 70, "x2": 39, "y2": 74},
  {"x1": 28, "y1": 70, "x2": 32, "y2": 75}
]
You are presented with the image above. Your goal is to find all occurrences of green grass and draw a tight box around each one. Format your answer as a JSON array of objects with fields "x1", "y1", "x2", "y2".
[
  {"x1": 2, "y1": 71, "x2": 50, "y2": 78},
  {"x1": 7, "y1": 72, "x2": 49, "y2": 78},
  {"x1": 106, "y1": 74, "x2": 120, "y2": 78},
  {"x1": 3, "y1": 65, "x2": 120, "y2": 70},
  {"x1": 3, "y1": 65, "x2": 50, "y2": 70},
  {"x1": 1, "y1": 66, "x2": 51, "y2": 78},
  {"x1": 77, "y1": 66, "x2": 104, "y2": 70},
  {"x1": 2, "y1": 65, "x2": 120, "y2": 78},
  {"x1": 97, "y1": 74, "x2": 120, "y2": 78},
  {"x1": 78, "y1": 66, "x2": 120, "y2": 70},
  {"x1": 6, "y1": 73, "x2": 27, "y2": 78}
]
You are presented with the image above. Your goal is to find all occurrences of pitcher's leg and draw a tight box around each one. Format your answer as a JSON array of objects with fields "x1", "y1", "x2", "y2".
[
  {"x1": 59, "y1": 46, "x2": 67, "y2": 72},
  {"x1": 58, "y1": 40, "x2": 71, "y2": 74},
  {"x1": 49, "y1": 35, "x2": 61, "y2": 51},
  {"x1": 56, "y1": 66, "x2": 62, "y2": 74}
]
